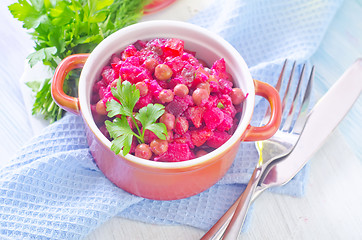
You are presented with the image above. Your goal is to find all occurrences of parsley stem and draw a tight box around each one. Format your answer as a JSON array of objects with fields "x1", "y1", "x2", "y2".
[{"x1": 131, "y1": 116, "x2": 143, "y2": 143}]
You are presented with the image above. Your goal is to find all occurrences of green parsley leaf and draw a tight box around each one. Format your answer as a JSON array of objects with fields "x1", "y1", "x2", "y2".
[
  {"x1": 8, "y1": 0, "x2": 48, "y2": 29},
  {"x1": 109, "y1": 80, "x2": 140, "y2": 117},
  {"x1": 105, "y1": 117, "x2": 135, "y2": 155},
  {"x1": 105, "y1": 81, "x2": 167, "y2": 156},
  {"x1": 8, "y1": 0, "x2": 152, "y2": 122},
  {"x1": 135, "y1": 103, "x2": 167, "y2": 140},
  {"x1": 217, "y1": 102, "x2": 225, "y2": 109},
  {"x1": 25, "y1": 80, "x2": 42, "y2": 92},
  {"x1": 26, "y1": 46, "x2": 57, "y2": 67}
]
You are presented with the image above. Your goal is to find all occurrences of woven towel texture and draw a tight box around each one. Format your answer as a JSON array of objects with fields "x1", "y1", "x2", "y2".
[{"x1": 0, "y1": 0, "x2": 342, "y2": 239}]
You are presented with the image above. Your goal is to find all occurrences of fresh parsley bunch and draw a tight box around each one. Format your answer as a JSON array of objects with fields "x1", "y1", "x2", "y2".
[
  {"x1": 105, "y1": 80, "x2": 167, "y2": 156},
  {"x1": 8, "y1": 0, "x2": 151, "y2": 122}
]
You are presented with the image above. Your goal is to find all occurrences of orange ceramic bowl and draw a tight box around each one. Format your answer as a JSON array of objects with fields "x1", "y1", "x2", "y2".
[{"x1": 51, "y1": 20, "x2": 281, "y2": 200}]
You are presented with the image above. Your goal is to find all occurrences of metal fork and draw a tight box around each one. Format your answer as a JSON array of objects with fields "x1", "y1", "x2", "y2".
[{"x1": 201, "y1": 60, "x2": 315, "y2": 240}]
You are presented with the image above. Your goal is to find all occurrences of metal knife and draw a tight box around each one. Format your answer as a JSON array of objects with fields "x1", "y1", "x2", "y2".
[
  {"x1": 254, "y1": 58, "x2": 362, "y2": 199},
  {"x1": 201, "y1": 58, "x2": 362, "y2": 240}
]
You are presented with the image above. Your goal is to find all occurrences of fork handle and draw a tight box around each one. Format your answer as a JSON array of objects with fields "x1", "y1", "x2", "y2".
[
  {"x1": 223, "y1": 167, "x2": 262, "y2": 239},
  {"x1": 201, "y1": 167, "x2": 262, "y2": 240},
  {"x1": 200, "y1": 194, "x2": 240, "y2": 240},
  {"x1": 222, "y1": 166, "x2": 262, "y2": 239}
]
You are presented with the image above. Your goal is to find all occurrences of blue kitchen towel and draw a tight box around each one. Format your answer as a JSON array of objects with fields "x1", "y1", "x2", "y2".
[{"x1": 0, "y1": 0, "x2": 342, "y2": 239}]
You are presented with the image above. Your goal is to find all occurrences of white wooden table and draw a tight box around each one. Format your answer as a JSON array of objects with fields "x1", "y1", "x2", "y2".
[{"x1": 1, "y1": 0, "x2": 361, "y2": 239}]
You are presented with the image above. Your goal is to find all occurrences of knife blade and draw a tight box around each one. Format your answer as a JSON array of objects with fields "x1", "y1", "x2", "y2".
[
  {"x1": 201, "y1": 59, "x2": 362, "y2": 240},
  {"x1": 253, "y1": 58, "x2": 362, "y2": 199}
]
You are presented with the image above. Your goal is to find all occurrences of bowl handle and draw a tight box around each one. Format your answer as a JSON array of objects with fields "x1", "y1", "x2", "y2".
[
  {"x1": 51, "y1": 54, "x2": 90, "y2": 115},
  {"x1": 241, "y1": 80, "x2": 282, "y2": 142}
]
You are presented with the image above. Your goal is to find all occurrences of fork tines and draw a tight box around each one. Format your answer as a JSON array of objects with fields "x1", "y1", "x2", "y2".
[{"x1": 278, "y1": 60, "x2": 314, "y2": 134}]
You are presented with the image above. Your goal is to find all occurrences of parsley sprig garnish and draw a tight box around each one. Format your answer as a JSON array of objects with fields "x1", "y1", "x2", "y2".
[
  {"x1": 8, "y1": 0, "x2": 151, "y2": 122},
  {"x1": 105, "y1": 80, "x2": 167, "y2": 156}
]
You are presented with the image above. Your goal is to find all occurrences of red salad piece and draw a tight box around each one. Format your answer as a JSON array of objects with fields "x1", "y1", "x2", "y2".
[{"x1": 162, "y1": 38, "x2": 184, "y2": 57}]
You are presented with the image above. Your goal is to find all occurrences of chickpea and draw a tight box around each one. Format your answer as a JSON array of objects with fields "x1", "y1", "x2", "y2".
[
  {"x1": 144, "y1": 58, "x2": 158, "y2": 73},
  {"x1": 150, "y1": 139, "x2": 169, "y2": 155},
  {"x1": 135, "y1": 81, "x2": 148, "y2": 97},
  {"x1": 160, "y1": 112, "x2": 175, "y2": 130},
  {"x1": 110, "y1": 79, "x2": 118, "y2": 88},
  {"x1": 230, "y1": 88, "x2": 245, "y2": 105},
  {"x1": 166, "y1": 130, "x2": 174, "y2": 142},
  {"x1": 158, "y1": 89, "x2": 174, "y2": 103},
  {"x1": 96, "y1": 99, "x2": 107, "y2": 115},
  {"x1": 192, "y1": 88, "x2": 209, "y2": 106},
  {"x1": 204, "y1": 67, "x2": 212, "y2": 74},
  {"x1": 135, "y1": 143, "x2": 152, "y2": 160},
  {"x1": 155, "y1": 64, "x2": 173, "y2": 81},
  {"x1": 208, "y1": 75, "x2": 218, "y2": 83},
  {"x1": 196, "y1": 149, "x2": 208, "y2": 158},
  {"x1": 174, "y1": 84, "x2": 189, "y2": 97},
  {"x1": 197, "y1": 82, "x2": 210, "y2": 95}
]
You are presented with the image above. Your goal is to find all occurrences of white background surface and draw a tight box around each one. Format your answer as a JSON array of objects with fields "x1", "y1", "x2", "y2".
[{"x1": 1, "y1": 0, "x2": 361, "y2": 239}]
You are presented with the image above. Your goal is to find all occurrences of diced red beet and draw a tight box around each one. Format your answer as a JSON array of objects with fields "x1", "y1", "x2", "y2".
[
  {"x1": 120, "y1": 63, "x2": 150, "y2": 84},
  {"x1": 154, "y1": 143, "x2": 191, "y2": 162},
  {"x1": 167, "y1": 76, "x2": 186, "y2": 89},
  {"x1": 98, "y1": 86, "x2": 107, "y2": 99},
  {"x1": 212, "y1": 58, "x2": 229, "y2": 80},
  {"x1": 129, "y1": 137, "x2": 138, "y2": 154},
  {"x1": 180, "y1": 63, "x2": 195, "y2": 87},
  {"x1": 165, "y1": 56, "x2": 185, "y2": 74},
  {"x1": 186, "y1": 106, "x2": 205, "y2": 128},
  {"x1": 157, "y1": 79, "x2": 169, "y2": 89},
  {"x1": 121, "y1": 45, "x2": 138, "y2": 60},
  {"x1": 222, "y1": 104, "x2": 237, "y2": 118},
  {"x1": 166, "y1": 95, "x2": 193, "y2": 117},
  {"x1": 174, "y1": 116, "x2": 189, "y2": 135},
  {"x1": 124, "y1": 56, "x2": 140, "y2": 66},
  {"x1": 101, "y1": 67, "x2": 116, "y2": 84},
  {"x1": 135, "y1": 94, "x2": 152, "y2": 110},
  {"x1": 202, "y1": 95, "x2": 218, "y2": 109},
  {"x1": 218, "y1": 94, "x2": 237, "y2": 118},
  {"x1": 191, "y1": 128, "x2": 213, "y2": 147},
  {"x1": 133, "y1": 40, "x2": 147, "y2": 51},
  {"x1": 145, "y1": 38, "x2": 165, "y2": 57},
  {"x1": 203, "y1": 107, "x2": 224, "y2": 130},
  {"x1": 216, "y1": 114, "x2": 233, "y2": 131},
  {"x1": 212, "y1": 58, "x2": 226, "y2": 73},
  {"x1": 173, "y1": 132, "x2": 194, "y2": 149},
  {"x1": 110, "y1": 54, "x2": 121, "y2": 64},
  {"x1": 218, "y1": 79, "x2": 233, "y2": 94},
  {"x1": 182, "y1": 52, "x2": 202, "y2": 67},
  {"x1": 169, "y1": 143, "x2": 191, "y2": 161},
  {"x1": 162, "y1": 38, "x2": 184, "y2": 57},
  {"x1": 144, "y1": 129, "x2": 158, "y2": 144},
  {"x1": 209, "y1": 80, "x2": 220, "y2": 93},
  {"x1": 193, "y1": 67, "x2": 209, "y2": 87},
  {"x1": 145, "y1": 79, "x2": 163, "y2": 97},
  {"x1": 218, "y1": 94, "x2": 233, "y2": 107},
  {"x1": 206, "y1": 131, "x2": 231, "y2": 148}
]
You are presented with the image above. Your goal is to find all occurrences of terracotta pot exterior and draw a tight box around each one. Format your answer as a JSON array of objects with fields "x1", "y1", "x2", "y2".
[{"x1": 52, "y1": 21, "x2": 281, "y2": 200}]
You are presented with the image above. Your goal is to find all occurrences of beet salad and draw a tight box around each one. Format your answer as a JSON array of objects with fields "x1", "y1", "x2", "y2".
[{"x1": 91, "y1": 38, "x2": 246, "y2": 162}]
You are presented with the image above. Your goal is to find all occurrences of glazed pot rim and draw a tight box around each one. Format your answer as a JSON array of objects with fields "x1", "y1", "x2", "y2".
[{"x1": 79, "y1": 20, "x2": 255, "y2": 169}]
